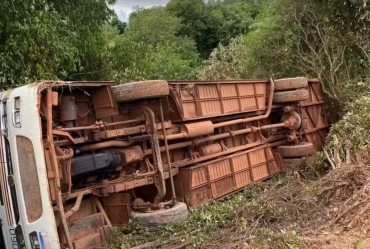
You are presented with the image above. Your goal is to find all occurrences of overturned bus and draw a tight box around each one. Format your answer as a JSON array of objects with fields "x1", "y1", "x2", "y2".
[{"x1": 0, "y1": 77, "x2": 329, "y2": 249}]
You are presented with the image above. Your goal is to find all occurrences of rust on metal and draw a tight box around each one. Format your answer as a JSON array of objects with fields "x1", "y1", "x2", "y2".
[
  {"x1": 159, "y1": 100, "x2": 177, "y2": 202},
  {"x1": 91, "y1": 121, "x2": 171, "y2": 140},
  {"x1": 142, "y1": 106, "x2": 167, "y2": 206},
  {"x1": 59, "y1": 96, "x2": 77, "y2": 122},
  {"x1": 76, "y1": 140, "x2": 133, "y2": 152},
  {"x1": 299, "y1": 79, "x2": 330, "y2": 151},
  {"x1": 182, "y1": 121, "x2": 214, "y2": 138},
  {"x1": 175, "y1": 145, "x2": 277, "y2": 207},
  {"x1": 103, "y1": 193, "x2": 131, "y2": 225},
  {"x1": 52, "y1": 91, "x2": 59, "y2": 106},
  {"x1": 116, "y1": 146, "x2": 144, "y2": 165},
  {"x1": 168, "y1": 79, "x2": 270, "y2": 120},
  {"x1": 65, "y1": 191, "x2": 85, "y2": 219},
  {"x1": 198, "y1": 143, "x2": 223, "y2": 156},
  {"x1": 212, "y1": 78, "x2": 275, "y2": 128},
  {"x1": 281, "y1": 111, "x2": 302, "y2": 130},
  {"x1": 46, "y1": 89, "x2": 73, "y2": 248},
  {"x1": 29, "y1": 76, "x2": 329, "y2": 248},
  {"x1": 91, "y1": 85, "x2": 119, "y2": 118}
]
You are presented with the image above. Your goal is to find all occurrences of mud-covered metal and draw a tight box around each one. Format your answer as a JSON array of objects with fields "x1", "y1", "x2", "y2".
[
  {"x1": 182, "y1": 121, "x2": 214, "y2": 138},
  {"x1": 198, "y1": 143, "x2": 223, "y2": 156},
  {"x1": 142, "y1": 106, "x2": 167, "y2": 207},
  {"x1": 274, "y1": 77, "x2": 308, "y2": 90},
  {"x1": 175, "y1": 145, "x2": 279, "y2": 207},
  {"x1": 116, "y1": 146, "x2": 144, "y2": 165},
  {"x1": 299, "y1": 79, "x2": 330, "y2": 150},
  {"x1": 59, "y1": 95, "x2": 77, "y2": 128},
  {"x1": 273, "y1": 89, "x2": 309, "y2": 103},
  {"x1": 168, "y1": 79, "x2": 269, "y2": 120},
  {"x1": 159, "y1": 100, "x2": 177, "y2": 202},
  {"x1": 22, "y1": 77, "x2": 329, "y2": 249},
  {"x1": 112, "y1": 80, "x2": 170, "y2": 102}
]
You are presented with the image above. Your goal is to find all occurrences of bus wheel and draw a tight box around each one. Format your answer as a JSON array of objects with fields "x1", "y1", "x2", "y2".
[
  {"x1": 131, "y1": 202, "x2": 189, "y2": 229},
  {"x1": 274, "y1": 77, "x2": 308, "y2": 91},
  {"x1": 112, "y1": 80, "x2": 169, "y2": 103},
  {"x1": 273, "y1": 89, "x2": 309, "y2": 103},
  {"x1": 278, "y1": 142, "x2": 315, "y2": 158},
  {"x1": 283, "y1": 156, "x2": 314, "y2": 168}
]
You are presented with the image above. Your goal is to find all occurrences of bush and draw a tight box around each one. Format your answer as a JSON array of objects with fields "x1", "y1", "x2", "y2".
[{"x1": 329, "y1": 87, "x2": 370, "y2": 154}]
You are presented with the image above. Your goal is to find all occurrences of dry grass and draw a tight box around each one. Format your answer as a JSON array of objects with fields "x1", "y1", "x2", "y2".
[
  {"x1": 200, "y1": 160, "x2": 370, "y2": 249},
  {"x1": 102, "y1": 157, "x2": 370, "y2": 249}
]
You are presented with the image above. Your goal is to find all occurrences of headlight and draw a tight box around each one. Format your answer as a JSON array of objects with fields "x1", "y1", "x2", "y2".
[
  {"x1": 13, "y1": 97, "x2": 21, "y2": 127},
  {"x1": 14, "y1": 111, "x2": 20, "y2": 126},
  {"x1": 29, "y1": 232, "x2": 40, "y2": 249},
  {"x1": 14, "y1": 97, "x2": 20, "y2": 110}
]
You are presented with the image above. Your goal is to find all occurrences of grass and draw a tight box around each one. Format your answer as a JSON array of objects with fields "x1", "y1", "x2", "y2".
[
  {"x1": 100, "y1": 173, "x2": 304, "y2": 249},
  {"x1": 99, "y1": 143, "x2": 370, "y2": 249},
  {"x1": 103, "y1": 190, "x2": 255, "y2": 248}
]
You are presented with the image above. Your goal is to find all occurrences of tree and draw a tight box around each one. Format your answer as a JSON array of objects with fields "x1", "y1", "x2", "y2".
[
  {"x1": 200, "y1": 37, "x2": 250, "y2": 80},
  {"x1": 270, "y1": 0, "x2": 368, "y2": 103},
  {"x1": 47, "y1": 0, "x2": 116, "y2": 80},
  {"x1": 206, "y1": 1, "x2": 262, "y2": 45},
  {"x1": 202, "y1": 0, "x2": 370, "y2": 112},
  {"x1": 166, "y1": 0, "x2": 266, "y2": 58},
  {"x1": 201, "y1": 2, "x2": 296, "y2": 80},
  {"x1": 101, "y1": 7, "x2": 201, "y2": 83},
  {"x1": 125, "y1": 7, "x2": 182, "y2": 46},
  {"x1": 110, "y1": 15, "x2": 126, "y2": 35},
  {"x1": 166, "y1": 0, "x2": 223, "y2": 58},
  {"x1": 0, "y1": 0, "x2": 115, "y2": 87},
  {"x1": 166, "y1": 0, "x2": 206, "y2": 40}
]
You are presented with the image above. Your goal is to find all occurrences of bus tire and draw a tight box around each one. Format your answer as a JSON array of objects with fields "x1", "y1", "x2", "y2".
[
  {"x1": 131, "y1": 202, "x2": 189, "y2": 229},
  {"x1": 282, "y1": 158, "x2": 306, "y2": 167},
  {"x1": 274, "y1": 77, "x2": 308, "y2": 90},
  {"x1": 273, "y1": 89, "x2": 309, "y2": 103},
  {"x1": 278, "y1": 142, "x2": 315, "y2": 158},
  {"x1": 112, "y1": 80, "x2": 169, "y2": 103},
  {"x1": 283, "y1": 156, "x2": 314, "y2": 167}
]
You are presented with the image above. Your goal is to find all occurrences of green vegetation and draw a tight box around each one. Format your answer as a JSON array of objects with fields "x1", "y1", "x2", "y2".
[
  {"x1": 102, "y1": 160, "x2": 370, "y2": 248},
  {"x1": 102, "y1": 177, "x2": 303, "y2": 249},
  {"x1": 108, "y1": 195, "x2": 250, "y2": 248},
  {"x1": 329, "y1": 93, "x2": 370, "y2": 156},
  {"x1": 2, "y1": 0, "x2": 370, "y2": 106},
  {"x1": 0, "y1": 0, "x2": 269, "y2": 86},
  {"x1": 3, "y1": 1, "x2": 370, "y2": 248},
  {"x1": 202, "y1": 0, "x2": 370, "y2": 115},
  {"x1": 0, "y1": 0, "x2": 115, "y2": 87},
  {"x1": 101, "y1": 7, "x2": 201, "y2": 82}
]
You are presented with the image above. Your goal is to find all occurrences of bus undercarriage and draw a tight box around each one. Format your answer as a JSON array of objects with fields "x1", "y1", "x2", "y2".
[{"x1": 4, "y1": 77, "x2": 329, "y2": 248}]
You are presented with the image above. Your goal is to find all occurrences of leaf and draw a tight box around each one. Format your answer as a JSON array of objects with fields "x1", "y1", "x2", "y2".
[
  {"x1": 240, "y1": 217, "x2": 248, "y2": 230},
  {"x1": 356, "y1": 238, "x2": 365, "y2": 247}
]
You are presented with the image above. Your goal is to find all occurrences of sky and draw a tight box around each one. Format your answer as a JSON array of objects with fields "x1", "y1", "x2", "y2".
[{"x1": 111, "y1": 0, "x2": 170, "y2": 20}]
